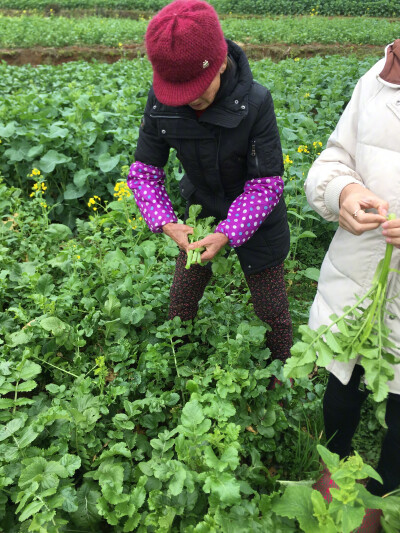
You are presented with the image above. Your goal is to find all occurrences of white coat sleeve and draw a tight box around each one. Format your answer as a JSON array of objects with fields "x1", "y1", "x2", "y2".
[{"x1": 304, "y1": 77, "x2": 365, "y2": 222}]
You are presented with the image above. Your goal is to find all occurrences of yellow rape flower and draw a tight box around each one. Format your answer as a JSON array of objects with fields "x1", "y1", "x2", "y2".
[
  {"x1": 87, "y1": 196, "x2": 101, "y2": 209},
  {"x1": 297, "y1": 145, "x2": 309, "y2": 154},
  {"x1": 294, "y1": 57, "x2": 300, "y2": 62},
  {"x1": 114, "y1": 181, "x2": 132, "y2": 200}
]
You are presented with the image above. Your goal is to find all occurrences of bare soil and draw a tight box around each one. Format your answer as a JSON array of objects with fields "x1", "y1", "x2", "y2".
[{"x1": 0, "y1": 42, "x2": 383, "y2": 66}]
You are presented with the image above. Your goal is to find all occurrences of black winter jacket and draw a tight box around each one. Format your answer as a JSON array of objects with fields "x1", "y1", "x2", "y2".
[{"x1": 135, "y1": 40, "x2": 290, "y2": 274}]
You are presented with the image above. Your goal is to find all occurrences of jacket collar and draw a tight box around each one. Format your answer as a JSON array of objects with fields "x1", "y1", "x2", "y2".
[
  {"x1": 377, "y1": 42, "x2": 400, "y2": 89},
  {"x1": 198, "y1": 40, "x2": 252, "y2": 128}
]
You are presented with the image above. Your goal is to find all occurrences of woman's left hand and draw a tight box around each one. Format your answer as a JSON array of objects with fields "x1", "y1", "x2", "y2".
[
  {"x1": 188, "y1": 232, "x2": 229, "y2": 261},
  {"x1": 382, "y1": 217, "x2": 400, "y2": 248}
]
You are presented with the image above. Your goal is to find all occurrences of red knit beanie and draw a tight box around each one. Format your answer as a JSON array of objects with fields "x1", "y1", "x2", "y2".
[{"x1": 145, "y1": 0, "x2": 228, "y2": 106}]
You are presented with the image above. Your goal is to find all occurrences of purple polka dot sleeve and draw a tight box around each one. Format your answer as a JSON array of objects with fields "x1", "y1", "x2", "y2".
[
  {"x1": 215, "y1": 176, "x2": 284, "y2": 248},
  {"x1": 126, "y1": 161, "x2": 178, "y2": 233}
]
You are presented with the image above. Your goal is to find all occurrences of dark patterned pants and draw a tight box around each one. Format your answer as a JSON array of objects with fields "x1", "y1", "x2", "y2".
[{"x1": 168, "y1": 251, "x2": 293, "y2": 362}]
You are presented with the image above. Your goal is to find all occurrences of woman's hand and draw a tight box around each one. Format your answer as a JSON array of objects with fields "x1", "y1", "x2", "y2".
[
  {"x1": 188, "y1": 232, "x2": 229, "y2": 261},
  {"x1": 162, "y1": 222, "x2": 193, "y2": 250},
  {"x1": 382, "y1": 218, "x2": 400, "y2": 248},
  {"x1": 339, "y1": 183, "x2": 388, "y2": 235}
]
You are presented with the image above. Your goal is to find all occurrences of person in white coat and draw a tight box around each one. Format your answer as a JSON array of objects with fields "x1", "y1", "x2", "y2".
[{"x1": 305, "y1": 40, "x2": 400, "y2": 532}]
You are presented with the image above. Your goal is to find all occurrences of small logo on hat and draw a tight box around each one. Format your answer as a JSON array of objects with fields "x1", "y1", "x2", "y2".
[{"x1": 202, "y1": 60, "x2": 209, "y2": 69}]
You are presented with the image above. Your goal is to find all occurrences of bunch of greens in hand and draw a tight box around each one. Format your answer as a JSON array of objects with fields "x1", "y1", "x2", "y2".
[
  {"x1": 273, "y1": 445, "x2": 385, "y2": 533},
  {"x1": 185, "y1": 204, "x2": 221, "y2": 269},
  {"x1": 284, "y1": 213, "x2": 400, "y2": 402}
]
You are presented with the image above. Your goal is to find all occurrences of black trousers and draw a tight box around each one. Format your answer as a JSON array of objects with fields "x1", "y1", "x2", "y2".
[{"x1": 324, "y1": 364, "x2": 400, "y2": 496}]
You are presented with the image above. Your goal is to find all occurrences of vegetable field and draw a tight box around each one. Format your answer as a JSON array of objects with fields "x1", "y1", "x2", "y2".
[{"x1": 0, "y1": 3, "x2": 399, "y2": 532}]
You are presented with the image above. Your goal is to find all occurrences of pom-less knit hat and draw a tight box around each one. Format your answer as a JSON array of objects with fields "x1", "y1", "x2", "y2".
[{"x1": 145, "y1": 0, "x2": 228, "y2": 106}]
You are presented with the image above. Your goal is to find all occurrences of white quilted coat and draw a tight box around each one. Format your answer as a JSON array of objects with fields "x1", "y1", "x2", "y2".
[{"x1": 305, "y1": 49, "x2": 400, "y2": 394}]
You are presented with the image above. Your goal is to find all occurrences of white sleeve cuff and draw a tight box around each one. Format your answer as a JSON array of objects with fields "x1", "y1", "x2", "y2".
[{"x1": 324, "y1": 176, "x2": 364, "y2": 215}]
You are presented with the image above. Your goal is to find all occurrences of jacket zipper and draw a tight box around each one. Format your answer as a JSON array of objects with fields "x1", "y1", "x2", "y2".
[
  {"x1": 216, "y1": 129, "x2": 222, "y2": 169},
  {"x1": 251, "y1": 139, "x2": 261, "y2": 177}
]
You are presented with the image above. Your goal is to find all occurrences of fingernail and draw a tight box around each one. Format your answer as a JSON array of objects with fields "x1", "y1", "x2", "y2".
[{"x1": 382, "y1": 222, "x2": 388, "y2": 229}]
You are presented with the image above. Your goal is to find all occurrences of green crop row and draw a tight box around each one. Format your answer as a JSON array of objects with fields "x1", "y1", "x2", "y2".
[
  {"x1": 0, "y1": 54, "x2": 377, "y2": 235},
  {"x1": 0, "y1": 0, "x2": 400, "y2": 17},
  {"x1": 0, "y1": 14, "x2": 399, "y2": 48},
  {"x1": 1, "y1": 168, "x2": 391, "y2": 531}
]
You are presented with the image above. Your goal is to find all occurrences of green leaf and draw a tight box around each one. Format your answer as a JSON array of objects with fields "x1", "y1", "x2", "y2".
[
  {"x1": 64, "y1": 183, "x2": 87, "y2": 200},
  {"x1": 97, "y1": 153, "x2": 120, "y2": 173},
  {"x1": 36, "y1": 274, "x2": 55, "y2": 296},
  {"x1": 315, "y1": 339, "x2": 333, "y2": 367},
  {"x1": 16, "y1": 380, "x2": 37, "y2": 392},
  {"x1": 340, "y1": 503, "x2": 365, "y2": 533},
  {"x1": 45, "y1": 224, "x2": 73, "y2": 241},
  {"x1": 324, "y1": 330, "x2": 343, "y2": 354},
  {"x1": 120, "y1": 306, "x2": 146, "y2": 325},
  {"x1": 7, "y1": 329, "x2": 31, "y2": 347},
  {"x1": 27, "y1": 145, "x2": 44, "y2": 158},
  {"x1": 96, "y1": 463, "x2": 124, "y2": 495},
  {"x1": 100, "y1": 442, "x2": 132, "y2": 460},
  {"x1": 181, "y1": 400, "x2": 205, "y2": 428},
  {"x1": 0, "y1": 418, "x2": 25, "y2": 441},
  {"x1": 19, "y1": 500, "x2": 44, "y2": 522},
  {"x1": 17, "y1": 359, "x2": 42, "y2": 379},
  {"x1": 40, "y1": 149, "x2": 71, "y2": 173},
  {"x1": 40, "y1": 317, "x2": 69, "y2": 336},
  {"x1": 302, "y1": 267, "x2": 320, "y2": 281},
  {"x1": 273, "y1": 485, "x2": 320, "y2": 533},
  {"x1": 317, "y1": 445, "x2": 340, "y2": 471},
  {"x1": 74, "y1": 168, "x2": 93, "y2": 188},
  {"x1": 203, "y1": 472, "x2": 241, "y2": 505},
  {"x1": 60, "y1": 454, "x2": 81, "y2": 476},
  {"x1": 0, "y1": 122, "x2": 16, "y2": 137},
  {"x1": 169, "y1": 463, "x2": 186, "y2": 496},
  {"x1": 70, "y1": 481, "x2": 101, "y2": 528},
  {"x1": 138, "y1": 240, "x2": 157, "y2": 259},
  {"x1": 61, "y1": 486, "x2": 79, "y2": 512}
]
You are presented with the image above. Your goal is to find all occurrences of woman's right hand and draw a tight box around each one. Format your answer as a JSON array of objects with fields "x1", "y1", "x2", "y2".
[
  {"x1": 339, "y1": 183, "x2": 388, "y2": 235},
  {"x1": 162, "y1": 222, "x2": 193, "y2": 251}
]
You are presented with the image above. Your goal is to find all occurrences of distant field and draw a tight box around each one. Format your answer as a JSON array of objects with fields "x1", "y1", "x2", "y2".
[
  {"x1": 0, "y1": 14, "x2": 398, "y2": 48},
  {"x1": 0, "y1": 0, "x2": 399, "y2": 17}
]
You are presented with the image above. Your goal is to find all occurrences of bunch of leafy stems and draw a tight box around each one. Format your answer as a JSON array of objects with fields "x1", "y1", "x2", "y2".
[
  {"x1": 301, "y1": 213, "x2": 396, "y2": 361},
  {"x1": 185, "y1": 245, "x2": 203, "y2": 268}
]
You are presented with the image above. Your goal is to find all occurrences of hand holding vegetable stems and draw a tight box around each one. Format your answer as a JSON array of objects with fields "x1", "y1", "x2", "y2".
[
  {"x1": 187, "y1": 232, "x2": 229, "y2": 262},
  {"x1": 339, "y1": 183, "x2": 400, "y2": 246},
  {"x1": 339, "y1": 183, "x2": 388, "y2": 235},
  {"x1": 162, "y1": 221, "x2": 229, "y2": 262},
  {"x1": 162, "y1": 222, "x2": 194, "y2": 250}
]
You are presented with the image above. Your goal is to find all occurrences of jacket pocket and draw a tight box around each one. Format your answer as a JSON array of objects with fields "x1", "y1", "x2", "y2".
[
  {"x1": 179, "y1": 174, "x2": 197, "y2": 201},
  {"x1": 387, "y1": 93, "x2": 400, "y2": 122}
]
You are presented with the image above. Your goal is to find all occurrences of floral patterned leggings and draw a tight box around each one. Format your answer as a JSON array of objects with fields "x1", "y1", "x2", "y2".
[{"x1": 168, "y1": 251, "x2": 293, "y2": 362}]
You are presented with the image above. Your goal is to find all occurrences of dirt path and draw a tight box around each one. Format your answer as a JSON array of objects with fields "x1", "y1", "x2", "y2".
[{"x1": 0, "y1": 42, "x2": 383, "y2": 66}]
